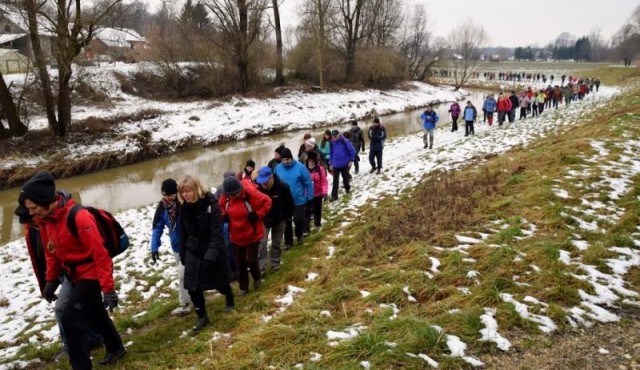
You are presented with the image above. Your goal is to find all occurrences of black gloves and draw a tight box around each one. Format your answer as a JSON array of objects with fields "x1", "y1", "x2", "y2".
[
  {"x1": 248, "y1": 211, "x2": 259, "y2": 223},
  {"x1": 44, "y1": 281, "x2": 60, "y2": 303},
  {"x1": 103, "y1": 290, "x2": 119, "y2": 312},
  {"x1": 151, "y1": 251, "x2": 159, "y2": 264},
  {"x1": 222, "y1": 215, "x2": 230, "y2": 224}
]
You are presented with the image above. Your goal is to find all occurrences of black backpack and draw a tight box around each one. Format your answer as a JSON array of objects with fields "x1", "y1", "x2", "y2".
[{"x1": 67, "y1": 205, "x2": 130, "y2": 260}]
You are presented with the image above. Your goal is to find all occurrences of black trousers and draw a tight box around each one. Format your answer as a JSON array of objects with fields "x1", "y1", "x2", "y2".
[
  {"x1": 284, "y1": 205, "x2": 305, "y2": 244},
  {"x1": 61, "y1": 280, "x2": 122, "y2": 370},
  {"x1": 369, "y1": 149, "x2": 382, "y2": 169},
  {"x1": 331, "y1": 166, "x2": 351, "y2": 198},
  {"x1": 304, "y1": 196, "x2": 324, "y2": 231},
  {"x1": 464, "y1": 120, "x2": 475, "y2": 136},
  {"x1": 233, "y1": 242, "x2": 260, "y2": 291},
  {"x1": 188, "y1": 284, "x2": 233, "y2": 312}
]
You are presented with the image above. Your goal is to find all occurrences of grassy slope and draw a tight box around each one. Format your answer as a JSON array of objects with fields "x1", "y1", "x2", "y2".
[{"x1": 16, "y1": 66, "x2": 640, "y2": 370}]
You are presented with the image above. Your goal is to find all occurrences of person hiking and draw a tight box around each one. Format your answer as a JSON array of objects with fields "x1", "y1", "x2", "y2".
[
  {"x1": 237, "y1": 160, "x2": 256, "y2": 181},
  {"x1": 448, "y1": 101, "x2": 461, "y2": 132},
  {"x1": 328, "y1": 130, "x2": 356, "y2": 200},
  {"x1": 304, "y1": 152, "x2": 328, "y2": 233},
  {"x1": 508, "y1": 91, "x2": 519, "y2": 123},
  {"x1": 463, "y1": 100, "x2": 477, "y2": 137},
  {"x1": 318, "y1": 130, "x2": 332, "y2": 169},
  {"x1": 218, "y1": 176, "x2": 272, "y2": 296},
  {"x1": 178, "y1": 175, "x2": 235, "y2": 332},
  {"x1": 483, "y1": 94, "x2": 497, "y2": 126},
  {"x1": 367, "y1": 117, "x2": 387, "y2": 174},
  {"x1": 20, "y1": 171, "x2": 126, "y2": 369},
  {"x1": 214, "y1": 171, "x2": 239, "y2": 281},
  {"x1": 496, "y1": 92, "x2": 512, "y2": 126},
  {"x1": 274, "y1": 148, "x2": 314, "y2": 246},
  {"x1": 151, "y1": 179, "x2": 192, "y2": 316},
  {"x1": 420, "y1": 105, "x2": 439, "y2": 149},
  {"x1": 348, "y1": 120, "x2": 366, "y2": 175},
  {"x1": 256, "y1": 166, "x2": 294, "y2": 276},
  {"x1": 268, "y1": 145, "x2": 285, "y2": 170}
]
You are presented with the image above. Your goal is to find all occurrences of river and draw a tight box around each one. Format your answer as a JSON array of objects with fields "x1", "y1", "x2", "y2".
[{"x1": 0, "y1": 90, "x2": 487, "y2": 245}]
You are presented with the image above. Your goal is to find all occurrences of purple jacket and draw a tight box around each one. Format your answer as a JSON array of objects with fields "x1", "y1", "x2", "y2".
[
  {"x1": 449, "y1": 102, "x2": 461, "y2": 117},
  {"x1": 329, "y1": 135, "x2": 356, "y2": 169}
]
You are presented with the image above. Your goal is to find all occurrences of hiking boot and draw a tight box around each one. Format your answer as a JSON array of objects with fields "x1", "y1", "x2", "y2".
[
  {"x1": 369, "y1": 168, "x2": 376, "y2": 174},
  {"x1": 171, "y1": 302, "x2": 192, "y2": 317},
  {"x1": 429, "y1": 144, "x2": 433, "y2": 149},
  {"x1": 192, "y1": 317, "x2": 210, "y2": 332},
  {"x1": 254, "y1": 279, "x2": 262, "y2": 290},
  {"x1": 98, "y1": 346, "x2": 126, "y2": 365},
  {"x1": 224, "y1": 305, "x2": 235, "y2": 313},
  {"x1": 376, "y1": 169, "x2": 381, "y2": 175},
  {"x1": 238, "y1": 289, "x2": 248, "y2": 296},
  {"x1": 329, "y1": 196, "x2": 338, "y2": 202},
  {"x1": 423, "y1": 143, "x2": 428, "y2": 148},
  {"x1": 297, "y1": 237, "x2": 304, "y2": 246},
  {"x1": 272, "y1": 264, "x2": 280, "y2": 272},
  {"x1": 283, "y1": 244, "x2": 292, "y2": 250}
]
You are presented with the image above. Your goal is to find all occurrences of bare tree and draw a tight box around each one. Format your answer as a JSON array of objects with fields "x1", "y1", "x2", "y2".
[
  {"x1": 330, "y1": 0, "x2": 366, "y2": 81},
  {"x1": 23, "y1": 0, "x2": 123, "y2": 136},
  {"x1": 359, "y1": 0, "x2": 401, "y2": 47},
  {"x1": 270, "y1": 0, "x2": 285, "y2": 84},
  {"x1": 0, "y1": 71, "x2": 28, "y2": 138},
  {"x1": 397, "y1": 4, "x2": 442, "y2": 81},
  {"x1": 447, "y1": 20, "x2": 487, "y2": 90},
  {"x1": 203, "y1": 0, "x2": 269, "y2": 92},
  {"x1": 301, "y1": 0, "x2": 333, "y2": 88},
  {"x1": 588, "y1": 28, "x2": 608, "y2": 62}
]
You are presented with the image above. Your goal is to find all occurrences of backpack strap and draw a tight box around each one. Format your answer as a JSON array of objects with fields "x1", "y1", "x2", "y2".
[{"x1": 66, "y1": 204, "x2": 83, "y2": 240}]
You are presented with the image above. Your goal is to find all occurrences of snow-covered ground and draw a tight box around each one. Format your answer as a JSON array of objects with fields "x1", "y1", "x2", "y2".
[{"x1": 1, "y1": 69, "x2": 638, "y2": 368}]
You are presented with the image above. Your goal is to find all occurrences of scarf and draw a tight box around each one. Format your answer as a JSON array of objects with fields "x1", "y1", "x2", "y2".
[{"x1": 161, "y1": 198, "x2": 178, "y2": 229}]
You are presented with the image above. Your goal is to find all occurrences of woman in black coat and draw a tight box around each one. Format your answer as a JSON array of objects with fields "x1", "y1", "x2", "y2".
[{"x1": 178, "y1": 175, "x2": 234, "y2": 332}]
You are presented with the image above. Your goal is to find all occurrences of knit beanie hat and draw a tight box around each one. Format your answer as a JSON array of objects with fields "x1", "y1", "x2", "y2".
[
  {"x1": 223, "y1": 176, "x2": 243, "y2": 195},
  {"x1": 305, "y1": 137, "x2": 316, "y2": 147},
  {"x1": 161, "y1": 178, "x2": 178, "y2": 195},
  {"x1": 246, "y1": 159, "x2": 256, "y2": 169},
  {"x1": 274, "y1": 144, "x2": 285, "y2": 156},
  {"x1": 281, "y1": 148, "x2": 293, "y2": 159},
  {"x1": 223, "y1": 170, "x2": 236, "y2": 179},
  {"x1": 20, "y1": 171, "x2": 56, "y2": 206}
]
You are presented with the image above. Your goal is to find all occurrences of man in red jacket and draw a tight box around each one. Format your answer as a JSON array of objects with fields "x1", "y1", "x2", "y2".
[{"x1": 19, "y1": 171, "x2": 125, "y2": 369}]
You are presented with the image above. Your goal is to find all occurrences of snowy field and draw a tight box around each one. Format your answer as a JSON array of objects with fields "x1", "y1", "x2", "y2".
[{"x1": 1, "y1": 72, "x2": 639, "y2": 368}]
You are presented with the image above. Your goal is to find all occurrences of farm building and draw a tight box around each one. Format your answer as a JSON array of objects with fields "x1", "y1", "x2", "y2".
[{"x1": 0, "y1": 49, "x2": 30, "y2": 74}]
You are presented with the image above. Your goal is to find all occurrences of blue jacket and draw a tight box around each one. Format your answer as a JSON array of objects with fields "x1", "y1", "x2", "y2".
[
  {"x1": 421, "y1": 110, "x2": 439, "y2": 130},
  {"x1": 151, "y1": 203, "x2": 180, "y2": 253},
  {"x1": 483, "y1": 97, "x2": 497, "y2": 113},
  {"x1": 463, "y1": 106, "x2": 477, "y2": 122},
  {"x1": 329, "y1": 135, "x2": 356, "y2": 168},
  {"x1": 274, "y1": 160, "x2": 314, "y2": 206}
]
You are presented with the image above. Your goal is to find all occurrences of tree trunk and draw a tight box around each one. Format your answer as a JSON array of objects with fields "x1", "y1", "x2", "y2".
[
  {"x1": 24, "y1": 0, "x2": 60, "y2": 135},
  {"x1": 0, "y1": 71, "x2": 28, "y2": 137},
  {"x1": 272, "y1": 0, "x2": 284, "y2": 85},
  {"x1": 57, "y1": 66, "x2": 72, "y2": 137}
]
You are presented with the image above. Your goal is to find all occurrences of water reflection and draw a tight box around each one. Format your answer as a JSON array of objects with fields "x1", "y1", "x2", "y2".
[{"x1": 0, "y1": 90, "x2": 486, "y2": 244}]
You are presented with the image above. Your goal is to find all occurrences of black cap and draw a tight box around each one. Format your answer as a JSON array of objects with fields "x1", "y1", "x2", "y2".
[
  {"x1": 281, "y1": 148, "x2": 293, "y2": 159},
  {"x1": 161, "y1": 178, "x2": 178, "y2": 195},
  {"x1": 223, "y1": 176, "x2": 243, "y2": 195},
  {"x1": 246, "y1": 159, "x2": 256, "y2": 168},
  {"x1": 20, "y1": 171, "x2": 56, "y2": 207},
  {"x1": 331, "y1": 130, "x2": 339, "y2": 136},
  {"x1": 275, "y1": 144, "x2": 286, "y2": 155}
]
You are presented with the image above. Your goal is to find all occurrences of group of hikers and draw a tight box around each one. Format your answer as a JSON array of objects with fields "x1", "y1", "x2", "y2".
[
  {"x1": 12, "y1": 118, "x2": 389, "y2": 369},
  {"x1": 11, "y1": 73, "x2": 602, "y2": 368},
  {"x1": 422, "y1": 75, "x2": 601, "y2": 146},
  {"x1": 433, "y1": 68, "x2": 602, "y2": 91}
]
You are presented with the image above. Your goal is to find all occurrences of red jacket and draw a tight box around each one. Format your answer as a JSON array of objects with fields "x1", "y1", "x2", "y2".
[
  {"x1": 497, "y1": 97, "x2": 512, "y2": 112},
  {"x1": 308, "y1": 165, "x2": 328, "y2": 197},
  {"x1": 219, "y1": 182, "x2": 272, "y2": 247},
  {"x1": 40, "y1": 196, "x2": 115, "y2": 292}
]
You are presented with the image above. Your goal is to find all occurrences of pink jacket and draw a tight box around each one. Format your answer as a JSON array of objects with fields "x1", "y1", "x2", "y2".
[{"x1": 308, "y1": 165, "x2": 328, "y2": 197}]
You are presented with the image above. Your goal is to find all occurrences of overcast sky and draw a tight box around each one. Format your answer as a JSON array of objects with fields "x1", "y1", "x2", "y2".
[{"x1": 142, "y1": 0, "x2": 637, "y2": 47}]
